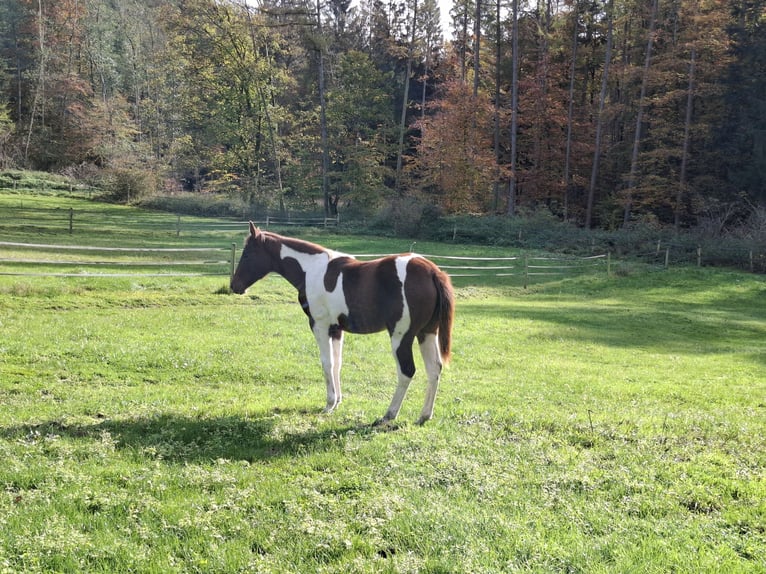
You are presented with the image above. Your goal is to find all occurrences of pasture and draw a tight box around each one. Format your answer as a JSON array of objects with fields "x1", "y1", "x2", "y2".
[{"x1": 1, "y1": 192, "x2": 765, "y2": 573}]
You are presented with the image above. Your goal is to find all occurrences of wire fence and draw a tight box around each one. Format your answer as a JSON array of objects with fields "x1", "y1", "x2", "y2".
[
  {"x1": 3, "y1": 205, "x2": 760, "y2": 282},
  {"x1": 631, "y1": 239, "x2": 764, "y2": 274},
  {"x1": 0, "y1": 205, "x2": 338, "y2": 236},
  {"x1": 0, "y1": 239, "x2": 610, "y2": 287}
]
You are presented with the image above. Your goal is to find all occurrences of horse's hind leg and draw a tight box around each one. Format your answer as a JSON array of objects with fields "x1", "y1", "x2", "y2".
[
  {"x1": 376, "y1": 334, "x2": 416, "y2": 424},
  {"x1": 416, "y1": 332, "x2": 443, "y2": 425}
]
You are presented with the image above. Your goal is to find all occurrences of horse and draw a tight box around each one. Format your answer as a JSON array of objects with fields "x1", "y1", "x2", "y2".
[{"x1": 230, "y1": 222, "x2": 455, "y2": 425}]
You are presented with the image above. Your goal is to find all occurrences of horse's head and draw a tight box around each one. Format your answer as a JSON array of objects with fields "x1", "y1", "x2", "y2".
[{"x1": 230, "y1": 222, "x2": 274, "y2": 294}]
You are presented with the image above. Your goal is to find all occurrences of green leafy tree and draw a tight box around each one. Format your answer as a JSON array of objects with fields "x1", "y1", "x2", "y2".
[{"x1": 327, "y1": 50, "x2": 396, "y2": 213}]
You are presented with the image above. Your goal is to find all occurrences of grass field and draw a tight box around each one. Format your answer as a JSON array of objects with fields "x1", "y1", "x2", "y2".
[{"x1": 1, "y1": 192, "x2": 765, "y2": 573}]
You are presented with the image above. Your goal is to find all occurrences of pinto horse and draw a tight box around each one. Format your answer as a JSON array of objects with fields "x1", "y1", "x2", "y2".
[{"x1": 230, "y1": 222, "x2": 454, "y2": 425}]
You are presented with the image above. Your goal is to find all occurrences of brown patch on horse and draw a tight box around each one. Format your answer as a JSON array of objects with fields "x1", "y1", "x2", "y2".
[
  {"x1": 405, "y1": 258, "x2": 454, "y2": 362},
  {"x1": 324, "y1": 256, "x2": 353, "y2": 292},
  {"x1": 340, "y1": 256, "x2": 405, "y2": 334}
]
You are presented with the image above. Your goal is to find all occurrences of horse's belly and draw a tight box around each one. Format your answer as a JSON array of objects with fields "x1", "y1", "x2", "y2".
[{"x1": 337, "y1": 311, "x2": 386, "y2": 334}]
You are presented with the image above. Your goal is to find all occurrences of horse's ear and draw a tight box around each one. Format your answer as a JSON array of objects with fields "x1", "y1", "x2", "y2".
[{"x1": 249, "y1": 221, "x2": 260, "y2": 238}]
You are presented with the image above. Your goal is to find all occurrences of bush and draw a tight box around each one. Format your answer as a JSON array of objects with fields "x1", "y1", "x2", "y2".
[
  {"x1": 139, "y1": 192, "x2": 269, "y2": 219},
  {"x1": 100, "y1": 168, "x2": 156, "y2": 203}
]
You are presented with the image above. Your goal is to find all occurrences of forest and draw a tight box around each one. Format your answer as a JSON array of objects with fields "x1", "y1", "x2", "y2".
[{"x1": 0, "y1": 0, "x2": 764, "y2": 231}]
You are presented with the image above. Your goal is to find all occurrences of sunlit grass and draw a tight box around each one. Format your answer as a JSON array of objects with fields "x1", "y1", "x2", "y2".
[{"x1": 1, "y1": 192, "x2": 765, "y2": 572}]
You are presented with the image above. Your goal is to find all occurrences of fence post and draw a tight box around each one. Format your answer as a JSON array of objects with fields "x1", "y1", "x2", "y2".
[
  {"x1": 750, "y1": 250, "x2": 754, "y2": 272},
  {"x1": 665, "y1": 247, "x2": 670, "y2": 269},
  {"x1": 697, "y1": 246, "x2": 702, "y2": 267},
  {"x1": 176, "y1": 215, "x2": 181, "y2": 237},
  {"x1": 69, "y1": 208, "x2": 74, "y2": 234},
  {"x1": 266, "y1": 216, "x2": 270, "y2": 228},
  {"x1": 523, "y1": 254, "x2": 528, "y2": 289},
  {"x1": 607, "y1": 251, "x2": 612, "y2": 277},
  {"x1": 230, "y1": 243, "x2": 237, "y2": 279},
  {"x1": 656, "y1": 239, "x2": 661, "y2": 255}
]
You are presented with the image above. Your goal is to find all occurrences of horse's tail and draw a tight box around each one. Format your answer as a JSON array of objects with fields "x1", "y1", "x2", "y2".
[{"x1": 432, "y1": 267, "x2": 455, "y2": 364}]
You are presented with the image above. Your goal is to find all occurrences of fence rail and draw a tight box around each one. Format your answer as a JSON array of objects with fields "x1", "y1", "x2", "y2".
[
  {"x1": 0, "y1": 205, "x2": 338, "y2": 235},
  {"x1": 0, "y1": 239, "x2": 610, "y2": 287}
]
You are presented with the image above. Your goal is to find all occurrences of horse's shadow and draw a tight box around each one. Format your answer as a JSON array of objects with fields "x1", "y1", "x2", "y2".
[{"x1": 2, "y1": 409, "x2": 380, "y2": 463}]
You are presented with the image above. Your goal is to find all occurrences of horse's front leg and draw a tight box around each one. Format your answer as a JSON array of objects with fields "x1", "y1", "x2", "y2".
[{"x1": 313, "y1": 323, "x2": 343, "y2": 413}]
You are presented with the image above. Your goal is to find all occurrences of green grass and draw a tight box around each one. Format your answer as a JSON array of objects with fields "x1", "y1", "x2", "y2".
[{"x1": 1, "y1": 192, "x2": 765, "y2": 573}]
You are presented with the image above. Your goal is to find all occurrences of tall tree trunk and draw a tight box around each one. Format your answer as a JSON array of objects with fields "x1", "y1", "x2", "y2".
[
  {"x1": 460, "y1": 4, "x2": 469, "y2": 82},
  {"x1": 563, "y1": 0, "x2": 579, "y2": 221},
  {"x1": 675, "y1": 43, "x2": 695, "y2": 231},
  {"x1": 507, "y1": 0, "x2": 519, "y2": 215},
  {"x1": 585, "y1": 0, "x2": 613, "y2": 228},
  {"x1": 624, "y1": 0, "x2": 658, "y2": 226},
  {"x1": 532, "y1": 0, "x2": 551, "y2": 203},
  {"x1": 317, "y1": 0, "x2": 330, "y2": 215},
  {"x1": 420, "y1": 39, "x2": 431, "y2": 123},
  {"x1": 473, "y1": 0, "x2": 481, "y2": 97},
  {"x1": 395, "y1": 0, "x2": 418, "y2": 194},
  {"x1": 492, "y1": 0, "x2": 501, "y2": 212},
  {"x1": 25, "y1": 0, "x2": 45, "y2": 164}
]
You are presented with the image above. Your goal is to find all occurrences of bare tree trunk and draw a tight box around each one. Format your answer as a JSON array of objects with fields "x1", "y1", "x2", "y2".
[
  {"x1": 317, "y1": 0, "x2": 331, "y2": 215},
  {"x1": 675, "y1": 44, "x2": 695, "y2": 231},
  {"x1": 562, "y1": 0, "x2": 579, "y2": 221},
  {"x1": 25, "y1": 0, "x2": 45, "y2": 164},
  {"x1": 492, "y1": 0, "x2": 501, "y2": 212},
  {"x1": 532, "y1": 0, "x2": 551, "y2": 202},
  {"x1": 585, "y1": 0, "x2": 613, "y2": 228},
  {"x1": 420, "y1": 40, "x2": 431, "y2": 123},
  {"x1": 473, "y1": 0, "x2": 481, "y2": 97},
  {"x1": 460, "y1": 6, "x2": 468, "y2": 82},
  {"x1": 395, "y1": 0, "x2": 418, "y2": 194},
  {"x1": 507, "y1": 0, "x2": 519, "y2": 215},
  {"x1": 624, "y1": 0, "x2": 658, "y2": 226}
]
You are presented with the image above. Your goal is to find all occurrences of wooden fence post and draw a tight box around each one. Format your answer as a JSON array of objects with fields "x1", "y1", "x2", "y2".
[
  {"x1": 665, "y1": 247, "x2": 670, "y2": 269},
  {"x1": 176, "y1": 215, "x2": 181, "y2": 237},
  {"x1": 69, "y1": 208, "x2": 74, "y2": 234},
  {"x1": 607, "y1": 251, "x2": 612, "y2": 276},
  {"x1": 697, "y1": 246, "x2": 702, "y2": 267},
  {"x1": 750, "y1": 250, "x2": 754, "y2": 272},
  {"x1": 523, "y1": 254, "x2": 528, "y2": 289},
  {"x1": 230, "y1": 243, "x2": 237, "y2": 279}
]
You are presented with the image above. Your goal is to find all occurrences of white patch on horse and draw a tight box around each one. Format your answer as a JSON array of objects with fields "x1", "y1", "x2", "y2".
[
  {"x1": 391, "y1": 255, "x2": 418, "y2": 339},
  {"x1": 280, "y1": 243, "x2": 351, "y2": 413},
  {"x1": 280, "y1": 244, "x2": 350, "y2": 324}
]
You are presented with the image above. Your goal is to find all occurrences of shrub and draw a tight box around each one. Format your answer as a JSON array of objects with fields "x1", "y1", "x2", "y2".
[{"x1": 100, "y1": 168, "x2": 156, "y2": 203}]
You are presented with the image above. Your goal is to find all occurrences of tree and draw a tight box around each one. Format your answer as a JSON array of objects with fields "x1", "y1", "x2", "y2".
[
  {"x1": 415, "y1": 79, "x2": 507, "y2": 213},
  {"x1": 395, "y1": 0, "x2": 418, "y2": 193},
  {"x1": 622, "y1": 0, "x2": 657, "y2": 225},
  {"x1": 585, "y1": 0, "x2": 613, "y2": 228},
  {"x1": 507, "y1": 0, "x2": 519, "y2": 215},
  {"x1": 327, "y1": 50, "x2": 395, "y2": 212}
]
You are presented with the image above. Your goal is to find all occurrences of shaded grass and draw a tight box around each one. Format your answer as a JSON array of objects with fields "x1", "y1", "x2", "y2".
[{"x1": 1, "y1": 192, "x2": 765, "y2": 573}]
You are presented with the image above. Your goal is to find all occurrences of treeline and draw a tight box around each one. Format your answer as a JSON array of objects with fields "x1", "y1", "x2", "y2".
[{"x1": 0, "y1": 0, "x2": 764, "y2": 231}]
